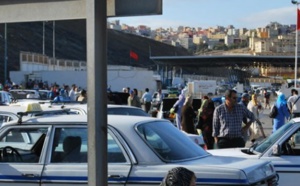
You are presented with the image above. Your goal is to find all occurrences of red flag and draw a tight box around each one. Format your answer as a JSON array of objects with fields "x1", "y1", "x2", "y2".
[
  {"x1": 298, "y1": 8, "x2": 300, "y2": 30},
  {"x1": 130, "y1": 50, "x2": 138, "y2": 61}
]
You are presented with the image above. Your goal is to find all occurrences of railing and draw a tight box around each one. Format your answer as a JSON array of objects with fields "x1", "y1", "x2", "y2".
[{"x1": 20, "y1": 51, "x2": 87, "y2": 71}]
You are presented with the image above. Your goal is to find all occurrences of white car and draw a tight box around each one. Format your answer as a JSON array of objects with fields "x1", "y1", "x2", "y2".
[
  {"x1": 207, "y1": 118, "x2": 300, "y2": 186},
  {"x1": 41, "y1": 102, "x2": 207, "y2": 148},
  {"x1": 9, "y1": 89, "x2": 41, "y2": 99},
  {"x1": 0, "y1": 91, "x2": 14, "y2": 105},
  {"x1": 0, "y1": 115, "x2": 278, "y2": 185}
]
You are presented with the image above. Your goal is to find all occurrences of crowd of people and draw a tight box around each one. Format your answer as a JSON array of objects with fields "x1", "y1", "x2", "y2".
[
  {"x1": 167, "y1": 88, "x2": 275, "y2": 150},
  {"x1": 118, "y1": 86, "x2": 164, "y2": 114},
  {"x1": 0, "y1": 78, "x2": 88, "y2": 103},
  {"x1": 3, "y1": 78, "x2": 293, "y2": 151}
]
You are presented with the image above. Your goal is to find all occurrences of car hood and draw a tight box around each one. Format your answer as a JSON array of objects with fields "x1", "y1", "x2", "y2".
[
  {"x1": 185, "y1": 154, "x2": 264, "y2": 170},
  {"x1": 172, "y1": 155, "x2": 276, "y2": 184},
  {"x1": 207, "y1": 148, "x2": 259, "y2": 158}
]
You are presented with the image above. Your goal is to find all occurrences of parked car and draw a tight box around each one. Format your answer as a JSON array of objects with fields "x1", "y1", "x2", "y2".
[
  {"x1": 9, "y1": 89, "x2": 41, "y2": 99},
  {"x1": 38, "y1": 89, "x2": 52, "y2": 100},
  {"x1": 0, "y1": 111, "x2": 18, "y2": 126},
  {"x1": 0, "y1": 115, "x2": 278, "y2": 185},
  {"x1": 0, "y1": 91, "x2": 14, "y2": 105},
  {"x1": 207, "y1": 119, "x2": 300, "y2": 186},
  {"x1": 1, "y1": 102, "x2": 205, "y2": 147},
  {"x1": 211, "y1": 96, "x2": 223, "y2": 107},
  {"x1": 211, "y1": 92, "x2": 243, "y2": 108}
]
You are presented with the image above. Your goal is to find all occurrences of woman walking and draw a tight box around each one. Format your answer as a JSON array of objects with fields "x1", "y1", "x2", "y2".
[
  {"x1": 247, "y1": 94, "x2": 266, "y2": 144},
  {"x1": 196, "y1": 95, "x2": 215, "y2": 149},
  {"x1": 181, "y1": 95, "x2": 197, "y2": 134},
  {"x1": 273, "y1": 93, "x2": 290, "y2": 133}
]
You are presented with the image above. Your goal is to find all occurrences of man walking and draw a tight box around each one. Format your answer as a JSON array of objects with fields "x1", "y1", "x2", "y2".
[
  {"x1": 287, "y1": 89, "x2": 300, "y2": 119},
  {"x1": 238, "y1": 93, "x2": 250, "y2": 146},
  {"x1": 141, "y1": 88, "x2": 152, "y2": 113},
  {"x1": 212, "y1": 89, "x2": 255, "y2": 149}
]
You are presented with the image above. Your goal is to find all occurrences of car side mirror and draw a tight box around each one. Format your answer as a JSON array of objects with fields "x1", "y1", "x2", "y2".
[{"x1": 271, "y1": 144, "x2": 281, "y2": 156}]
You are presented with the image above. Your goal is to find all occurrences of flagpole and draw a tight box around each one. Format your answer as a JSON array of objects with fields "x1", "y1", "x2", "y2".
[
  {"x1": 293, "y1": 1, "x2": 300, "y2": 88},
  {"x1": 296, "y1": 5, "x2": 299, "y2": 88}
]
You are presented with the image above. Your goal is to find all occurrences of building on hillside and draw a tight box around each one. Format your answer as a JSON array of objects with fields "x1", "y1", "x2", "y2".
[
  {"x1": 108, "y1": 20, "x2": 122, "y2": 30},
  {"x1": 207, "y1": 39, "x2": 220, "y2": 50},
  {"x1": 254, "y1": 40, "x2": 270, "y2": 53},
  {"x1": 224, "y1": 35, "x2": 235, "y2": 46},
  {"x1": 178, "y1": 37, "x2": 194, "y2": 50},
  {"x1": 227, "y1": 28, "x2": 238, "y2": 36}
]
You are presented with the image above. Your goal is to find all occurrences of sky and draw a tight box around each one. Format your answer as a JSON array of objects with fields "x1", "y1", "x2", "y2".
[{"x1": 108, "y1": 0, "x2": 298, "y2": 30}]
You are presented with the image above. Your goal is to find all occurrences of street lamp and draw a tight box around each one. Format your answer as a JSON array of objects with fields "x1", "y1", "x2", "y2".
[
  {"x1": 292, "y1": 0, "x2": 300, "y2": 88},
  {"x1": 4, "y1": 23, "x2": 7, "y2": 83}
]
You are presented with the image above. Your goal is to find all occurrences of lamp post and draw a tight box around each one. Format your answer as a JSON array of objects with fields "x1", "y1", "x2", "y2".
[
  {"x1": 4, "y1": 23, "x2": 7, "y2": 83},
  {"x1": 292, "y1": 0, "x2": 300, "y2": 88},
  {"x1": 42, "y1": 21, "x2": 45, "y2": 55},
  {"x1": 53, "y1": 21, "x2": 55, "y2": 70}
]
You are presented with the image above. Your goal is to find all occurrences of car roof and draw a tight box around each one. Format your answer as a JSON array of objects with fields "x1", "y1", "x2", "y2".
[
  {"x1": 9, "y1": 89, "x2": 39, "y2": 92},
  {"x1": 3, "y1": 114, "x2": 166, "y2": 127}
]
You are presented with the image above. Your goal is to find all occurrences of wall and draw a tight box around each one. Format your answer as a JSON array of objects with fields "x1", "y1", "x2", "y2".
[{"x1": 10, "y1": 68, "x2": 157, "y2": 94}]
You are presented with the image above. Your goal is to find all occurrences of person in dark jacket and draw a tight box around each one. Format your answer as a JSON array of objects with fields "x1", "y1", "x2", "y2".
[
  {"x1": 197, "y1": 95, "x2": 215, "y2": 149},
  {"x1": 181, "y1": 95, "x2": 197, "y2": 134}
]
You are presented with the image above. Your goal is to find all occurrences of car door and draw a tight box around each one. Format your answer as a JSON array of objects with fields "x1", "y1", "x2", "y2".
[
  {"x1": 42, "y1": 126, "x2": 131, "y2": 186},
  {"x1": 261, "y1": 127, "x2": 300, "y2": 186},
  {"x1": 0, "y1": 125, "x2": 50, "y2": 186},
  {"x1": 41, "y1": 126, "x2": 88, "y2": 186},
  {"x1": 108, "y1": 130, "x2": 132, "y2": 186}
]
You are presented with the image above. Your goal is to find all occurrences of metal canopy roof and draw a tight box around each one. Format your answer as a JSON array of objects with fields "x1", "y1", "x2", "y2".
[
  {"x1": 150, "y1": 55, "x2": 297, "y2": 67},
  {"x1": 0, "y1": 0, "x2": 162, "y2": 23}
]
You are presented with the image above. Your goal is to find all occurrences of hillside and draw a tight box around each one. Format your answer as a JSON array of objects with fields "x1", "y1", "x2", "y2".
[{"x1": 0, "y1": 20, "x2": 191, "y2": 83}]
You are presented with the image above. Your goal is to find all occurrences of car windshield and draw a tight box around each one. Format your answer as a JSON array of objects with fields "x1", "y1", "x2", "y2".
[
  {"x1": 136, "y1": 121, "x2": 209, "y2": 162},
  {"x1": 253, "y1": 122, "x2": 294, "y2": 153},
  {"x1": 107, "y1": 107, "x2": 148, "y2": 116}
]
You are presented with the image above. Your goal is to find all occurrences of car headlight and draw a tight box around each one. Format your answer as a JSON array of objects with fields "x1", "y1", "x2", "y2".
[{"x1": 247, "y1": 163, "x2": 275, "y2": 183}]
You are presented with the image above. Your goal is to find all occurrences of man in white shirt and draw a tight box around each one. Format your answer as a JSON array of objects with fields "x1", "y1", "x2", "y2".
[
  {"x1": 141, "y1": 88, "x2": 152, "y2": 113},
  {"x1": 68, "y1": 84, "x2": 77, "y2": 101},
  {"x1": 287, "y1": 89, "x2": 300, "y2": 119}
]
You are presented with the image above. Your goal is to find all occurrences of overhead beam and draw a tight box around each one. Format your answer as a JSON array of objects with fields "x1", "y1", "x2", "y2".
[{"x1": 0, "y1": 0, "x2": 162, "y2": 23}]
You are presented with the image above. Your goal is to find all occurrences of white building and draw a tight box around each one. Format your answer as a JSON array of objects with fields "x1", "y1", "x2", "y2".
[{"x1": 10, "y1": 52, "x2": 159, "y2": 93}]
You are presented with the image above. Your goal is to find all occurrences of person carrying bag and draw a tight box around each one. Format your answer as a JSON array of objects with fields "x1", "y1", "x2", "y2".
[
  {"x1": 287, "y1": 89, "x2": 300, "y2": 119},
  {"x1": 247, "y1": 94, "x2": 266, "y2": 144}
]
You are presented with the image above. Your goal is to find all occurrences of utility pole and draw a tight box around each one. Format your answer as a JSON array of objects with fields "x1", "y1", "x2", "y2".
[
  {"x1": 4, "y1": 23, "x2": 7, "y2": 83},
  {"x1": 53, "y1": 21, "x2": 55, "y2": 70},
  {"x1": 43, "y1": 21, "x2": 45, "y2": 55}
]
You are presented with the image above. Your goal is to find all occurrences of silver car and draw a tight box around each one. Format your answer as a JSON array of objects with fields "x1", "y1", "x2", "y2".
[{"x1": 0, "y1": 115, "x2": 278, "y2": 185}]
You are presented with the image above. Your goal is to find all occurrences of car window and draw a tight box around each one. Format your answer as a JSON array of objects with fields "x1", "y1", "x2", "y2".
[
  {"x1": 51, "y1": 127, "x2": 88, "y2": 163},
  {"x1": 280, "y1": 128, "x2": 300, "y2": 155},
  {"x1": 107, "y1": 108, "x2": 148, "y2": 116},
  {"x1": 136, "y1": 121, "x2": 208, "y2": 162},
  {"x1": 0, "y1": 115, "x2": 15, "y2": 125},
  {"x1": 108, "y1": 133, "x2": 126, "y2": 163},
  {"x1": 0, "y1": 127, "x2": 49, "y2": 163},
  {"x1": 254, "y1": 123, "x2": 294, "y2": 153},
  {"x1": 51, "y1": 127, "x2": 126, "y2": 163}
]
